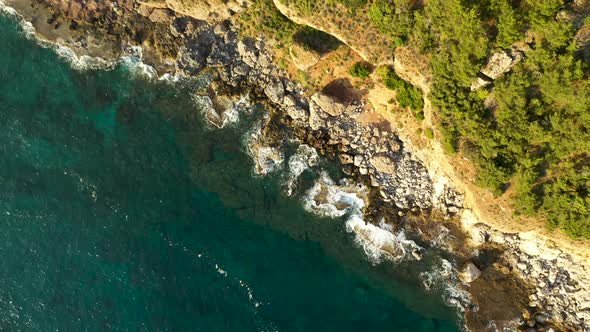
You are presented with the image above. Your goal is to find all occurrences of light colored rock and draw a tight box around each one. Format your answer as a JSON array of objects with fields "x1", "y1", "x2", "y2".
[
  {"x1": 481, "y1": 51, "x2": 514, "y2": 79},
  {"x1": 289, "y1": 43, "x2": 320, "y2": 71},
  {"x1": 286, "y1": 107, "x2": 308, "y2": 122},
  {"x1": 471, "y1": 50, "x2": 522, "y2": 90},
  {"x1": 470, "y1": 76, "x2": 492, "y2": 91},
  {"x1": 339, "y1": 154, "x2": 353, "y2": 165},
  {"x1": 311, "y1": 92, "x2": 345, "y2": 117},
  {"x1": 140, "y1": 0, "x2": 249, "y2": 22},
  {"x1": 519, "y1": 240, "x2": 541, "y2": 257},
  {"x1": 264, "y1": 79, "x2": 285, "y2": 104},
  {"x1": 353, "y1": 154, "x2": 364, "y2": 167},
  {"x1": 148, "y1": 8, "x2": 172, "y2": 22},
  {"x1": 459, "y1": 262, "x2": 481, "y2": 283},
  {"x1": 369, "y1": 155, "x2": 397, "y2": 174},
  {"x1": 539, "y1": 247, "x2": 561, "y2": 261},
  {"x1": 308, "y1": 104, "x2": 325, "y2": 130}
]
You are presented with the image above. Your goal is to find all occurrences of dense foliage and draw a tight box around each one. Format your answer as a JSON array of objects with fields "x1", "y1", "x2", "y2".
[
  {"x1": 243, "y1": 0, "x2": 590, "y2": 238},
  {"x1": 368, "y1": 0, "x2": 415, "y2": 45},
  {"x1": 377, "y1": 66, "x2": 424, "y2": 115},
  {"x1": 367, "y1": 0, "x2": 590, "y2": 238},
  {"x1": 349, "y1": 62, "x2": 373, "y2": 78}
]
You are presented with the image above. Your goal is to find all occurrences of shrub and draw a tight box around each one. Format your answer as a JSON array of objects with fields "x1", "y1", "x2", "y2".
[
  {"x1": 378, "y1": 66, "x2": 424, "y2": 111},
  {"x1": 348, "y1": 62, "x2": 373, "y2": 78}
]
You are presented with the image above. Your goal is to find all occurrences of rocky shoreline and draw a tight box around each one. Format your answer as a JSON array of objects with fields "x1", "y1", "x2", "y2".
[{"x1": 4, "y1": 0, "x2": 589, "y2": 331}]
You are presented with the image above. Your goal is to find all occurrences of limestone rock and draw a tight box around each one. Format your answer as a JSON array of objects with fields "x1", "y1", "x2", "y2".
[
  {"x1": 370, "y1": 155, "x2": 397, "y2": 174},
  {"x1": 148, "y1": 8, "x2": 173, "y2": 22},
  {"x1": 311, "y1": 92, "x2": 345, "y2": 117},
  {"x1": 289, "y1": 43, "x2": 320, "y2": 71},
  {"x1": 308, "y1": 104, "x2": 326, "y2": 130},
  {"x1": 459, "y1": 262, "x2": 481, "y2": 283},
  {"x1": 470, "y1": 75, "x2": 493, "y2": 91},
  {"x1": 140, "y1": 0, "x2": 249, "y2": 22},
  {"x1": 481, "y1": 51, "x2": 514, "y2": 79},
  {"x1": 471, "y1": 50, "x2": 522, "y2": 90},
  {"x1": 264, "y1": 79, "x2": 285, "y2": 104},
  {"x1": 339, "y1": 154, "x2": 353, "y2": 165},
  {"x1": 353, "y1": 154, "x2": 364, "y2": 167}
]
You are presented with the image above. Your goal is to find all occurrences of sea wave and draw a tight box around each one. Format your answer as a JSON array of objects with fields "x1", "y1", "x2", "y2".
[
  {"x1": 419, "y1": 258, "x2": 475, "y2": 327},
  {"x1": 300, "y1": 171, "x2": 422, "y2": 264},
  {"x1": 285, "y1": 144, "x2": 319, "y2": 196},
  {"x1": 0, "y1": 3, "x2": 164, "y2": 79},
  {"x1": 244, "y1": 121, "x2": 284, "y2": 176}
]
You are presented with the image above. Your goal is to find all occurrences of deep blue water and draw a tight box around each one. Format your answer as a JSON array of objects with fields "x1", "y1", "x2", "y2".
[{"x1": 0, "y1": 13, "x2": 460, "y2": 331}]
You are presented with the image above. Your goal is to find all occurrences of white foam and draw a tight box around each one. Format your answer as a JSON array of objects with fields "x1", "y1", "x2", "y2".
[
  {"x1": 0, "y1": 4, "x2": 163, "y2": 78},
  {"x1": 302, "y1": 172, "x2": 421, "y2": 264},
  {"x1": 244, "y1": 122, "x2": 284, "y2": 176},
  {"x1": 285, "y1": 144, "x2": 319, "y2": 196},
  {"x1": 419, "y1": 258, "x2": 475, "y2": 324},
  {"x1": 302, "y1": 172, "x2": 365, "y2": 218}
]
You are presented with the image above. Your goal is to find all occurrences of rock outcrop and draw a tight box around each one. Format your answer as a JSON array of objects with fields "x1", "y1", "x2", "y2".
[
  {"x1": 459, "y1": 262, "x2": 481, "y2": 283},
  {"x1": 470, "y1": 49, "x2": 524, "y2": 91},
  {"x1": 289, "y1": 43, "x2": 320, "y2": 71},
  {"x1": 140, "y1": 0, "x2": 250, "y2": 21}
]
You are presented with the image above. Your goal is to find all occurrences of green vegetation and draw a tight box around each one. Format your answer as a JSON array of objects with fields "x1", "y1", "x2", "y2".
[
  {"x1": 366, "y1": 0, "x2": 590, "y2": 238},
  {"x1": 242, "y1": 0, "x2": 590, "y2": 238},
  {"x1": 368, "y1": 0, "x2": 415, "y2": 45},
  {"x1": 238, "y1": 0, "x2": 340, "y2": 53},
  {"x1": 238, "y1": 0, "x2": 299, "y2": 45},
  {"x1": 332, "y1": 0, "x2": 368, "y2": 11},
  {"x1": 377, "y1": 66, "x2": 424, "y2": 113},
  {"x1": 348, "y1": 62, "x2": 373, "y2": 78}
]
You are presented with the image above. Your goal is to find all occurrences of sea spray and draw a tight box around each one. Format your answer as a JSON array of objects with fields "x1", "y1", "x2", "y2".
[
  {"x1": 0, "y1": 3, "x2": 166, "y2": 78},
  {"x1": 285, "y1": 144, "x2": 319, "y2": 196},
  {"x1": 420, "y1": 258, "x2": 475, "y2": 325},
  {"x1": 244, "y1": 120, "x2": 284, "y2": 176}
]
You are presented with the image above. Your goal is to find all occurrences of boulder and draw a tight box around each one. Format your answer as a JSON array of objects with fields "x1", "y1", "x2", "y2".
[
  {"x1": 289, "y1": 44, "x2": 320, "y2": 71},
  {"x1": 459, "y1": 262, "x2": 481, "y2": 283},
  {"x1": 311, "y1": 92, "x2": 346, "y2": 117},
  {"x1": 353, "y1": 154, "x2": 364, "y2": 167},
  {"x1": 481, "y1": 51, "x2": 514, "y2": 79},
  {"x1": 370, "y1": 155, "x2": 397, "y2": 174},
  {"x1": 339, "y1": 154, "x2": 354, "y2": 165},
  {"x1": 308, "y1": 104, "x2": 326, "y2": 130},
  {"x1": 264, "y1": 79, "x2": 285, "y2": 104},
  {"x1": 286, "y1": 106, "x2": 308, "y2": 122}
]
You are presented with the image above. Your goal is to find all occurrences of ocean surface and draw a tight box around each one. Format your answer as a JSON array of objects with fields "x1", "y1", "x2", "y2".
[{"x1": 0, "y1": 12, "x2": 460, "y2": 331}]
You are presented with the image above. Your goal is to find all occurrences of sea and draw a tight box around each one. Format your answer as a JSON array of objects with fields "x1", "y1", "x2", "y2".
[{"x1": 0, "y1": 10, "x2": 461, "y2": 332}]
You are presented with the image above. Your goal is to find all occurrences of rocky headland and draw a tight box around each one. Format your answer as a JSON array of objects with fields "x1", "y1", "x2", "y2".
[{"x1": 3, "y1": 0, "x2": 590, "y2": 331}]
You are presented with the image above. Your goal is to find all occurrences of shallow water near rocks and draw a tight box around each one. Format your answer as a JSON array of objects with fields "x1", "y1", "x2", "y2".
[{"x1": 0, "y1": 13, "x2": 460, "y2": 331}]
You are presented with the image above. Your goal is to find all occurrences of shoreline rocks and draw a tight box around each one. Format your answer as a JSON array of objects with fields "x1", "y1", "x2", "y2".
[{"x1": 5, "y1": 1, "x2": 589, "y2": 330}]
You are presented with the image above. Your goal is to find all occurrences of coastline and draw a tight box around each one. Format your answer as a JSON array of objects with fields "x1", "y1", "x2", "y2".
[{"x1": 3, "y1": 0, "x2": 589, "y2": 330}]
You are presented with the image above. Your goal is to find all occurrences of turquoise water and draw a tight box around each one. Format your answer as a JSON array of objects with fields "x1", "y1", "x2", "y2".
[{"x1": 0, "y1": 13, "x2": 460, "y2": 331}]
